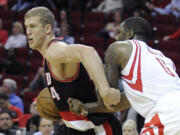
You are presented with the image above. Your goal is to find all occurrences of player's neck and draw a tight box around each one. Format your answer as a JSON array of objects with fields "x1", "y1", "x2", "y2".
[
  {"x1": 39, "y1": 34, "x2": 55, "y2": 56},
  {"x1": 133, "y1": 35, "x2": 146, "y2": 42}
]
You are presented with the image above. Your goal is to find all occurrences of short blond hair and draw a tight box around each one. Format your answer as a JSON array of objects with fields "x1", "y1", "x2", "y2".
[{"x1": 24, "y1": 7, "x2": 54, "y2": 28}]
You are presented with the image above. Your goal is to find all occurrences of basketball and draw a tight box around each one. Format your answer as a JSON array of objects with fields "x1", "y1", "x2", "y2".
[{"x1": 36, "y1": 88, "x2": 61, "y2": 121}]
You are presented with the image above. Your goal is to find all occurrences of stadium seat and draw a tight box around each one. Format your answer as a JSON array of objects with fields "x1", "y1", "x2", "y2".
[
  {"x1": 82, "y1": 23, "x2": 104, "y2": 37},
  {"x1": 153, "y1": 24, "x2": 177, "y2": 39},
  {"x1": 23, "y1": 91, "x2": 38, "y2": 113},
  {"x1": 154, "y1": 14, "x2": 176, "y2": 25},
  {"x1": 84, "y1": 12, "x2": 105, "y2": 25},
  {"x1": 80, "y1": 37, "x2": 104, "y2": 58},
  {"x1": 157, "y1": 40, "x2": 180, "y2": 53}
]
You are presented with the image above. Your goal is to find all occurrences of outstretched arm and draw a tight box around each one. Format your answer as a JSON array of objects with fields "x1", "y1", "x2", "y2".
[{"x1": 44, "y1": 42, "x2": 120, "y2": 109}]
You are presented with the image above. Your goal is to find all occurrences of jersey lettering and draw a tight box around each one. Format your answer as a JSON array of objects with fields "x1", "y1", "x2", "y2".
[
  {"x1": 141, "y1": 114, "x2": 164, "y2": 135},
  {"x1": 156, "y1": 57, "x2": 175, "y2": 77},
  {"x1": 50, "y1": 86, "x2": 60, "y2": 100},
  {"x1": 45, "y1": 72, "x2": 52, "y2": 85}
]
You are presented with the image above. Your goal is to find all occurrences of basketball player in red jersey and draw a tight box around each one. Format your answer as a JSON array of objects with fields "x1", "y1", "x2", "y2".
[
  {"x1": 68, "y1": 16, "x2": 180, "y2": 135},
  {"x1": 24, "y1": 7, "x2": 121, "y2": 135}
]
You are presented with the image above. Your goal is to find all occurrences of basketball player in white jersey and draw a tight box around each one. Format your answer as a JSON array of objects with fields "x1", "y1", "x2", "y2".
[{"x1": 68, "y1": 16, "x2": 180, "y2": 135}]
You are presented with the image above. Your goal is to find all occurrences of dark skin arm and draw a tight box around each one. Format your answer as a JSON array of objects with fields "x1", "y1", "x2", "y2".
[{"x1": 68, "y1": 41, "x2": 133, "y2": 116}]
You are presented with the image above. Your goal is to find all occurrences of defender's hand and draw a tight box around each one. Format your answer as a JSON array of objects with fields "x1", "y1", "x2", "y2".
[
  {"x1": 102, "y1": 88, "x2": 120, "y2": 110},
  {"x1": 67, "y1": 98, "x2": 88, "y2": 116}
]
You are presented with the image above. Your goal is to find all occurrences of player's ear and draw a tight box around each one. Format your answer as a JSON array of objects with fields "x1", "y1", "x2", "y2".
[
  {"x1": 45, "y1": 24, "x2": 52, "y2": 34},
  {"x1": 127, "y1": 29, "x2": 134, "y2": 39}
]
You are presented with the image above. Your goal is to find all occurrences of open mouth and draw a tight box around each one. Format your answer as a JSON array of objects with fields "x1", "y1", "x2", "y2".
[{"x1": 28, "y1": 38, "x2": 33, "y2": 44}]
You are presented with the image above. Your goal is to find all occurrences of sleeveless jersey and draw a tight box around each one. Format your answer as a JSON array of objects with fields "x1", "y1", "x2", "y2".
[
  {"x1": 121, "y1": 40, "x2": 180, "y2": 118},
  {"x1": 44, "y1": 38, "x2": 115, "y2": 131}
]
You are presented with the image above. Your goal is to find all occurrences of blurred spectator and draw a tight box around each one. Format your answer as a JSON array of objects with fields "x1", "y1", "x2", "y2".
[
  {"x1": 29, "y1": 98, "x2": 38, "y2": 116},
  {"x1": 4, "y1": 21, "x2": 27, "y2": 50},
  {"x1": 33, "y1": 117, "x2": 54, "y2": 135},
  {"x1": 0, "y1": 109, "x2": 18, "y2": 135},
  {"x1": 26, "y1": 115, "x2": 40, "y2": 134},
  {"x1": 163, "y1": 27, "x2": 180, "y2": 41},
  {"x1": 29, "y1": 67, "x2": 46, "y2": 92},
  {"x1": 1, "y1": 78, "x2": 24, "y2": 113},
  {"x1": 59, "y1": 24, "x2": 75, "y2": 44},
  {"x1": 93, "y1": 0, "x2": 123, "y2": 14},
  {"x1": 126, "y1": 107, "x2": 144, "y2": 133},
  {"x1": 122, "y1": 119, "x2": 138, "y2": 135},
  {"x1": 0, "y1": 19, "x2": 8, "y2": 47},
  {"x1": 95, "y1": 10, "x2": 122, "y2": 39},
  {"x1": 132, "y1": 10, "x2": 143, "y2": 17},
  {"x1": 55, "y1": 9, "x2": 75, "y2": 36},
  {"x1": 0, "y1": 0, "x2": 7, "y2": 10},
  {"x1": 0, "y1": 48, "x2": 23, "y2": 75},
  {"x1": 0, "y1": 93, "x2": 23, "y2": 123},
  {"x1": 147, "y1": 0, "x2": 180, "y2": 19},
  {"x1": 11, "y1": 0, "x2": 33, "y2": 12}
]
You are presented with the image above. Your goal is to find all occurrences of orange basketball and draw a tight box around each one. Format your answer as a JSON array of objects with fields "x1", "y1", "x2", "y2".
[{"x1": 36, "y1": 88, "x2": 61, "y2": 121}]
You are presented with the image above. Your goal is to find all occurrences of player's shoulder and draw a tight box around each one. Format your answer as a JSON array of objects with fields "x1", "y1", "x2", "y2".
[{"x1": 107, "y1": 40, "x2": 132, "y2": 55}]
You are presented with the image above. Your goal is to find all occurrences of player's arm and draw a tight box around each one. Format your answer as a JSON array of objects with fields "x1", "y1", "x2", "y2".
[
  {"x1": 44, "y1": 42, "x2": 119, "y2": 108},
  {"x1": 105, "y1": 41, "x2": 132, "y2": 106},
  {"x1": 68, "y1": 90, "x2": 130, "y2": 116}
]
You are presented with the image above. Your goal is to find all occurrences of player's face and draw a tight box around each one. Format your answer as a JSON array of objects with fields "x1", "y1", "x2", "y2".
[
  {"x1": 115, "y1": 22, "x2": 128, "y2": 41},
  {"x1": 24, "y1": 16, "x2": 47, "y2": 49}
]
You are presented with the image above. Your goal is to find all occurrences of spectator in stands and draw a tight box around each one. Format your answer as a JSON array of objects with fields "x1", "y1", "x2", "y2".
[
  {"x1": 0, "y1": 48, "x2": 23, "y2": 75},
  {"x1": 11, "y1": 0, "x2": 33, "y2": 12},
  {"x1": 59, "y1": 24, "x2": 75, "y2": 44},
  {"x1": 0, "y1": 93, "x2": 23, "y2": 123},
  {"x1": 26, "y1": 115, "x2": 40, "y2": 134},
  {"x1": 1, "y1": 78, "x2": 24, "y2": 113},
  {"x1": 95, "y1": 10, "x2": 122, "y2": 40},
  {"x1": 29, "y1": 98, "x2": 38, "y2": 116},
  {"x1": 29, "y1": 67, "x2": 46, "y2": 92},
  {"x1": 0, "y1": 109, "x2": 18, "y2": 135},
  {"x1": 0, "y1": 19, "x2": 8, "y2": 47},
  {"x1": 163, "y1": 27, "x2": 180, "y2": 41},
  {"x1": 4, "y1": 21, "x2": 27, "y2": 50},
  {"x1": 56, "y1": 9, "x2": 75, "y2": 35},
  {"x1": 122, "y1": 119, "x2": 138, "y2": 135},
  {"x1": 93, "y1": 0, "x2": 123, "y2": 14},
  {"x1": 147, "y1": 0, "x2": 180, "y2": 19},
  {"x1": 33, "y1": 117, "x2": 54, "y2": 135}
]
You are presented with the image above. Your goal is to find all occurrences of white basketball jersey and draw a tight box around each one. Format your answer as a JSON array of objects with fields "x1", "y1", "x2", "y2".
[{"x1": 121, "y1": 40, "x2": 180, "y2": 118}]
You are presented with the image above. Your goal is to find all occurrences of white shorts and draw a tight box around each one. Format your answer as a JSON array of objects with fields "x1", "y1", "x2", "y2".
[{"x1": 140, "y1": 91, "x2": 180, "y2": 135}]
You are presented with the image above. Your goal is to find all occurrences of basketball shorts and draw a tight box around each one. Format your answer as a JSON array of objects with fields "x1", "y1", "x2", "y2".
[
  {"x1": 54, "y1": 117, "x2": 122, "y2": 135},
  {"x1": 140, "y1": 91, "x2": 180, "y2": 135}
]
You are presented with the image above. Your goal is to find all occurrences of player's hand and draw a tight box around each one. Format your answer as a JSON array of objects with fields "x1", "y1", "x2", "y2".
[
  {"x1": 102, "y1": 88, "x2": 120, "y2": 110},
  {"x1": 67, "y1": 97, "x2": 88, "y2": 117}
]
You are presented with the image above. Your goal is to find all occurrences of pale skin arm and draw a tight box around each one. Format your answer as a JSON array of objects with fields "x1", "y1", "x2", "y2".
[
  {"x1": 68, "y1": 41, "x2": 132, "y2": 115},
  {"x1": 44, "y1": 42, "x2": 120, "y2": 109}
]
